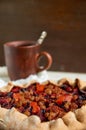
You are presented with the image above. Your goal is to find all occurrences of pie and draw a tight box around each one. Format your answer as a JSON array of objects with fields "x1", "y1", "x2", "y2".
[{"x1": 0, "y1": 78, "x2": 86, "y2": 130}]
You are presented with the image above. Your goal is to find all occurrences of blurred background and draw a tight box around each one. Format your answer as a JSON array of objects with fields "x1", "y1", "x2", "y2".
[{"x1": 0, "y1": 0, "x2": 86, "y2": 73}]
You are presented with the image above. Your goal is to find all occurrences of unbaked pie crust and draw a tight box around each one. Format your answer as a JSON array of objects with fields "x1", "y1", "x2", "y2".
[{"x1": 0, "y1": 78, "x2": 86, "y2": 130}]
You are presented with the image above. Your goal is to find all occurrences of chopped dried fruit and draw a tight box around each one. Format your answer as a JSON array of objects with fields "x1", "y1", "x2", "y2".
[
  {"x1": 0, "y1": 81, "x2": 85, "y2": 122},
  {"x1": 30, "y1": 102, "x2": 40, "y2": 113},
  {"x1": 56, "y1": 94, "x2": 72, "y2": 105},
  {"x1": 36, "y1": 84, "x2": 44, "y2": 92},
  {"x1": 13, "y1": 93, "x2": 21, "y2": 102}
]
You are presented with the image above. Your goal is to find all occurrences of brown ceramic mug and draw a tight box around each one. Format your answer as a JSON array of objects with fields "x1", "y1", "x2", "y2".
[{"x1": 4, "y1": 41, "x2": 52, "y2": 80}]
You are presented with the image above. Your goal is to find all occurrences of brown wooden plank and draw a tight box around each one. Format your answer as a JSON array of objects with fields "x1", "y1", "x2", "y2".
[{"x1": 0, "y1": 0, "x2": 86, "y2": 73}]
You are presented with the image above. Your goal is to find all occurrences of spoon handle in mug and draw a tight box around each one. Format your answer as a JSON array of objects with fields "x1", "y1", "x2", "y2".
[{"x1": 37, "y1": 31, "x2": 47, "y2": 44}]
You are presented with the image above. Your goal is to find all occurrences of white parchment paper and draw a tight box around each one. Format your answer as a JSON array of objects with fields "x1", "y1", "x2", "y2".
[{"x1": 0, "y1": 68, "x2": 49, "y2": 88}]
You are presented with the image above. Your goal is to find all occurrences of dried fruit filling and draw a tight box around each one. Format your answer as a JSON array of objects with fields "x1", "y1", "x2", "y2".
[{"x1": 0, "y1": 82, "x2": 86, "y2": 122}]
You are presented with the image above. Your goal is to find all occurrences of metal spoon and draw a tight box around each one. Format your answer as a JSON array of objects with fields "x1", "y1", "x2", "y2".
[{"x1": 37, "y1": 31, "x2": 47, "y2": 44}]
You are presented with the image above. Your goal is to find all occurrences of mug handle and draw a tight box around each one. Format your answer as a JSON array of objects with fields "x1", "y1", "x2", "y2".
[{"x1": 36, "y1": 51, "x2": 52, "y2": 72}]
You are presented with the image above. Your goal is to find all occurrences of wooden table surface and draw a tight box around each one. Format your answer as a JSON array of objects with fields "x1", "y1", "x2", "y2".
[{"x1": 0, "y1": 0, "x2": 86, "y2": 73}]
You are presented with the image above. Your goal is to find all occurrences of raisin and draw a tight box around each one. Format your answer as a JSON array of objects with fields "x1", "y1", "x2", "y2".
[
  {"x1": 7, "y1": 92, "x2": 13, "y2": 97},
  {"x1": 61, "y1": 84, "x2": 73, "y2": 92},
  {"x1": 41, "y1": 109, "x2": 46, "y2": 114}
]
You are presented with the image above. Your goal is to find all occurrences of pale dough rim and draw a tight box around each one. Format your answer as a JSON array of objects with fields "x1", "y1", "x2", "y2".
[{"x1": 0, "y1": 78, "x2": 86, "y2": 130}]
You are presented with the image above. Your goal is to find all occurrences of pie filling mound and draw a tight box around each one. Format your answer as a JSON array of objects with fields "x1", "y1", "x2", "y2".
[{"x1": 0, "y1": 80, "x2": 86, "y2": 122}]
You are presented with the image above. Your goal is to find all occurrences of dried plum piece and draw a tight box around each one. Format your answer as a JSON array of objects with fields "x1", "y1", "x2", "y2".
[
  {"x1": 11, "y1": 86, "x2": 21, "y2": 93},
  {"x1": 79, "y1": 88, "x2": 86, "y2": 95},
  {"x1": 0, "y1": 97, "x2": 10, "y2": 104},
  {"x1": 26, "y1": 83, "x2": 37, "y2": 92},
  {"x1": 37, "y1": 109, "x2": 46, "y2": 122},
  {"x1": 0, "y1": 91, "x2": 7, "y2": 97},
  {"x1": 23, "y1": 102, "x2": 30, "y2": 109},
  {"x1": 17, "y1": 106, "x2": 25, "y2": 113},
  {"x1": 0, "y1": 97, "x2": 12, "y2": 110},
  {"x1": 61, "y1": 83, "x2": 73, "y2": 92}
]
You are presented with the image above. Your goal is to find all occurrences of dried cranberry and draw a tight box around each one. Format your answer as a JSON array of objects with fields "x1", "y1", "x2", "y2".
[
  {"x1": 18, "y1": 106, "x2": 24, "y2": 113},
  {"x1": 73, "y1": 87, "x2": 79, "y2": 94},
  {"x1": 11, "y1": 86, "x2": 21, "y2": 93},
  {"x1": 0, "y1": 92, "x2": 7, "y2": 97}
]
